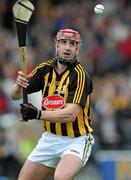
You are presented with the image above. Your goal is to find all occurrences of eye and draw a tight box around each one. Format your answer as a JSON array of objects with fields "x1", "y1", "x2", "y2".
[
  {"x1": 60, "y1": 40, "x2": 67, "y2": 44},
  {"x1": 70, "y1": 41, "x2": 76, "y2": 46}
]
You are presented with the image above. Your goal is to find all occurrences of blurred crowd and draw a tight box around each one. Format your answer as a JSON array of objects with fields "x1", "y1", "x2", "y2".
[{"x1": 0, "y1": 0, "x2": 131, "y2": 179}]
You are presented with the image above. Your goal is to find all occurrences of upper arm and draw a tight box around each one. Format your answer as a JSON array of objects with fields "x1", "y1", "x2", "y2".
[{"x1": 27, "y1": 67, "x2": 44, "y2": 94}]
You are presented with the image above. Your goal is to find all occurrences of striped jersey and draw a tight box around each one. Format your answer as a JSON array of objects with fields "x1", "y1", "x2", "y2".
[{"x1": 27, "y1": 59, "x2": 93, "y2": 137}]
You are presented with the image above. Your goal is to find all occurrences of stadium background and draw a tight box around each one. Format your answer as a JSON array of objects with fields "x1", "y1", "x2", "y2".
[{"x1": 0, "y1": 0, "x2": 131, "y2": 179}]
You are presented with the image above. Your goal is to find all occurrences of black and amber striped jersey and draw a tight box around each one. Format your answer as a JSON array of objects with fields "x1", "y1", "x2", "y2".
[{"x1": 27, "y1": 59, "x2": 93, "y2": 137}]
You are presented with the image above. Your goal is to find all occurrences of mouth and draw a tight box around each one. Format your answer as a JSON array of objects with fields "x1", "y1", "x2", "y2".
[
  {"x1": 63, "y1": 52, "x2": 71, "y2": 58},
  {"x1": 64, "y1": 52, "x2": 70, "y2": 55}
]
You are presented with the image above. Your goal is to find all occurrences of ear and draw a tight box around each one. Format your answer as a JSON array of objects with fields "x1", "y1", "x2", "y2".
[
  {"x1": 55, "y1": 41, "x2": 59, "y2": 49},
  {"x1": 76, "y1": 44, "x2": 80, "y2": 54}
]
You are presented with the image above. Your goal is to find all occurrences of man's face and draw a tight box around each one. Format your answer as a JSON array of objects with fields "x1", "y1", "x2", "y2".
[{"x1": 56, "y1": 39, "x2": 80, "y2": 61}]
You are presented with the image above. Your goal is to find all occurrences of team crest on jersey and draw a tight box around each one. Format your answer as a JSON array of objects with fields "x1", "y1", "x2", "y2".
[{"x1": 42, "y1": 95, "x2": 65, "y2": 110}]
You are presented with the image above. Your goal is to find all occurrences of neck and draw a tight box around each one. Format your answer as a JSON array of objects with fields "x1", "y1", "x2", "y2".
[{"x1": 55, "y1": 61, "x2": 67, "y2": 74}]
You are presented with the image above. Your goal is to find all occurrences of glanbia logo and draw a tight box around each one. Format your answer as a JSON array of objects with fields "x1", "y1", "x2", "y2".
[{"x1": 42, "y1": 95, "x2": 65, "y2": 109}]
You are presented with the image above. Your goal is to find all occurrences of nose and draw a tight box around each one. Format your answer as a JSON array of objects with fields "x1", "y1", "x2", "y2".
[{"x1": 65, "y1": 42, "x2": 70, "y2": 50}]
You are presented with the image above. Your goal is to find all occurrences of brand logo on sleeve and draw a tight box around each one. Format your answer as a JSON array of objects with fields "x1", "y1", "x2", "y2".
[{"x1": 42, "y1": 95, "x2": 65, "y2": 110}]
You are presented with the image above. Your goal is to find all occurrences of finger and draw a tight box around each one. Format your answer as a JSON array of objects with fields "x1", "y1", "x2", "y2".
[
  {"x1": 27, "y1": 73, "x2": 33, "y2": 80},
  {"x1": 20, "y1": 105, "x2": 27, "y2": 112},
  {"x1": 18, "y1": 71, "x2": 32, "y2": 82},
  {"x1": 20, "y1": 103, "x2": 26, "y2": 109},
  {"x1": 18, "y1": 71, "x2": 27, "y2": 77},
  {"x1": 20, "y1": 103, "x2": 23, "y2": 107},
  {"x1": 20, "y1": 112, "x2": 27, "y2": 117},
  {"x1": 20, "y1": 118, "x2": 28, "y2": 122},
  {"x1": 16, "y1": 76, "x2": 29, "y2": 88},
  {"x1": 21, "y1": 115, "x2": 28, "y2": 121},
  {"x1": 20, "y1": 103, "x2": 29, "y2": 107},
  {"x1": 16, "y1": 81, "x2": 28, "y2": 88},
  {"x1": 18, "y1": 75, "x2": 29, "y2": 83}
]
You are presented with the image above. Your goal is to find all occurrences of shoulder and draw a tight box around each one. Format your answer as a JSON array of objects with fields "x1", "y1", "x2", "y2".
[
  {"x1": 75, "y1": 62, "x2": 93, "y2": 93},
  {"x1": 72, "y1": 61, "x2": 91, "y2": 80},
  {"x1": 31, "y1": 59, "x2": 54, "y2": 75}
]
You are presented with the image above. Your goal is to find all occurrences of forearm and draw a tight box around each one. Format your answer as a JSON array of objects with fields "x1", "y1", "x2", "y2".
[
  {"x1": 41, "y1": 110, "x2": 73, "y2": 123},
  {"x1": 40, "y1": 104, "x2": 81, "y2": 123},
  {"x1": 11, "y1": 83, "x2": 23, "y2": 100},
  {"x1": 20, "y1": 103, "x2": 81, "y2": 122}
]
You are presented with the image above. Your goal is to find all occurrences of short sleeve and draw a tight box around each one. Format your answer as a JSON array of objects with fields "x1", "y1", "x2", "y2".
[
  {"x1": 67, "y1": 65, "x2": 93, "y2": 107},
  {"x1": 27, "y1": 67, "x2": 43, "y2": 94}
]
